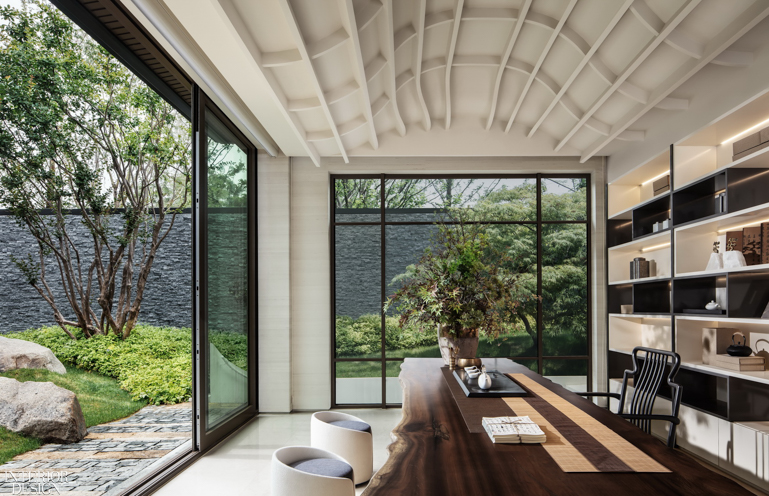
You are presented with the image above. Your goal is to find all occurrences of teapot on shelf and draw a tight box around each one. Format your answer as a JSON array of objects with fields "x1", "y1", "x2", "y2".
[{"x1": 726, "y1": 332, "x2": 753, "y2": 357}]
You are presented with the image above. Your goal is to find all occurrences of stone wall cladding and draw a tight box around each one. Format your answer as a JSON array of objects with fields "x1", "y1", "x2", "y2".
[{"x1": 0, "y1": 212, "x2": 193, "y2": 334}]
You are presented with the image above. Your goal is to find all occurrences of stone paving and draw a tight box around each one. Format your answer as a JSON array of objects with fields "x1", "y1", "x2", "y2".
[{"x1": 0, "y1": 404, "x2": 191, "y2": 495}]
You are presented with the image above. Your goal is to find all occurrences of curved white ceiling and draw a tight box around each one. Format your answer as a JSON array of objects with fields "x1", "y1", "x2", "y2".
[{"x1": 139, "y1": 0, "x2": 769, "y2": 165}]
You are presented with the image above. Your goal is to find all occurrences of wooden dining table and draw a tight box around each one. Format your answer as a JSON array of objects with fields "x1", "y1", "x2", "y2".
[{"x1": 362, "y1": 357, "x2": 754, "y2": 496}]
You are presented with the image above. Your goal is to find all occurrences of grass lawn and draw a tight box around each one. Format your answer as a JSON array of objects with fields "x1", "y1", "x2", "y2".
[{"x1": 0, "y1": 367, "x2": 147, "y2": 465}]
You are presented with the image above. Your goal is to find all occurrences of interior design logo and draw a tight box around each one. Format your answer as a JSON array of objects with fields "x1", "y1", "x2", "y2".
[{"x1": 2, "y1": 471, "x2": 71, "y2": 494}]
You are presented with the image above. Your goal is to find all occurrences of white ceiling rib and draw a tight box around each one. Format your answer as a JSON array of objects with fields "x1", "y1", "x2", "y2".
[{"x1": 194, "y1": 0, "x2": 768, "y2": 163}]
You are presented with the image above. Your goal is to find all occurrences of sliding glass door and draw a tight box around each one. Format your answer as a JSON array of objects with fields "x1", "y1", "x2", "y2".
[{"x1": 193, "y1": 87, "x2": 257, "y2": 450}]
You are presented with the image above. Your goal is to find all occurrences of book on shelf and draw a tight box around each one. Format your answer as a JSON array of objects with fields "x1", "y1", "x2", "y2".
[
  {"x1": 714, "y1": 354, "x2": 766, "y2": 371},
  {"x1": 482, "y1": 416, "x2": 547, "y2": 444},
  {"x1": 762, "y1": 223, "x2": 769, "y2": 265}
]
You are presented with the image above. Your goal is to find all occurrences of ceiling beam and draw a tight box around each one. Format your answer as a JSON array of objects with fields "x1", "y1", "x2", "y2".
[
  {"x1": 277, "y1": 0, "x2": 349, "y2": 162},
  {"x1": 414, "y1": 0, "x2": 431, "y2": 131},
  {"x1": 527, "y1": 0, "x2": 633, "y2": 138},
  {"x1": 382, "y1": 0, "x2": 406, "y2": 136},
  {"x1": 215, "y1": 0, "x2": 320, "y2": 165},
  {"x1": 505, "y1": 0, "x2": 577, "y2": 133},
  {"x1": 444, "y1": 0, "x2": 464, "y2": 129},
  {"x1": 485, "y1": 1, "x2": 529, "y2": 131},
  {"x1": 555, "y1": 0, "x2": 702, "y2": 152},
  {"x1": 580, "y1": 0, "x2": 769, "y2": 162},
  {"x1": 339, "y1": 0, "x2": 379, "y2": 150}
]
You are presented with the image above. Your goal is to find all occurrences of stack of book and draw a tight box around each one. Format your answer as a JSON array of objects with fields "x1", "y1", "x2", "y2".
[
  {"x1": 715, "y1": 354, "x2": 765, "y2": 371},
  {"x1": 481, "y1": 416, "x2": 547, "y2": 444}
]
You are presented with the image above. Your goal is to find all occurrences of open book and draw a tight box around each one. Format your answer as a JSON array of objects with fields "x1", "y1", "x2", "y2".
[{"x1": 482, "y1": 416, "x2": 547, "y2": 444}]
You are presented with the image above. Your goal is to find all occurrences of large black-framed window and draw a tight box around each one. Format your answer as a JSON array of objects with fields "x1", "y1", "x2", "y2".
[{"x1": 331, "y1": 174, "x2": 591, "y2": 407}]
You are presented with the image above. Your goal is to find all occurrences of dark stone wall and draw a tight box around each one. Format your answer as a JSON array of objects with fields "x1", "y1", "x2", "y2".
[
  {"x1": 334, "y1": 212, "x2": 440, "y2": 319},
  {"x1": 0, "y1": 213, "x2": 192, "y2": 334}
]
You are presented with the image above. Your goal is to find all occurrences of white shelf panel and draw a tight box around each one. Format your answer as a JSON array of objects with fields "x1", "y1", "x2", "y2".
[
  {"x1": 609, "y1": 313, "x2": 672, "y2": 320},
  {"x1": 676, "y1": 263, "x2": 769, "y2": 279},
  {"x1": 674, "y1": 200, "x2": 769, "y2": 233},
  {"x1": 610, "y1": 276, "x2": 670, "y2": 286},
  {"x1": 608, "y1": 347, "x2": 633, "y2": 355},
  {"x1": 608, "y1": 231, "x2": 671, "y2": 253},
  {"x1": 674, "y1": 145, "x2": 769, "y2": 192},
  {"x1": 676, "y1": 315, "x2": 769, "y2": 325},
  {"x1": 681, "y1": 361, "x2": 769, "y2": 386}
]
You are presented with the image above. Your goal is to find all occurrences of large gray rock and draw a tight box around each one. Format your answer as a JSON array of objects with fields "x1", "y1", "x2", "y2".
[
  {"x1": 0, "y1": 336, "x2": 66, "y2": 374},
  {"x1": 0, "y1": 377, "x2": 87, "y2": 443}
]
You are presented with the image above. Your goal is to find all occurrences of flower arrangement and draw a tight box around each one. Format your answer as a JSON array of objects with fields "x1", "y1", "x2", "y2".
[{"x1": 384, "y1": 212, "x2": 530, "y2": 341}]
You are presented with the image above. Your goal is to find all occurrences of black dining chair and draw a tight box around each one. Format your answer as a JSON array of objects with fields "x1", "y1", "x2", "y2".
[{"x1": 579, "y1": 346, "x2": 683, "y2": 448}]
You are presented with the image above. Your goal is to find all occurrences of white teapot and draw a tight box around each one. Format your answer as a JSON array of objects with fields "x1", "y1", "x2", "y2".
[{"x1": 478, "y1": 365, "x2": 492, "y2": 390}]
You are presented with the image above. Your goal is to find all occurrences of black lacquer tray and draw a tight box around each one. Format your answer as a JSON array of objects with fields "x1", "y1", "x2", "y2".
[{"x1": 452, "y1": 369, "x2": 527, "y2": 398}]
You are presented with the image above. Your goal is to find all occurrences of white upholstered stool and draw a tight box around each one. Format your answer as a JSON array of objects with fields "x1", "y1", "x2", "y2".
[
  {"x1": 271, "y1": 446, "x2": 355, "y2": 496},
  {"x1": 310, "y1": 411, "x2": 373, "y2": 485}
]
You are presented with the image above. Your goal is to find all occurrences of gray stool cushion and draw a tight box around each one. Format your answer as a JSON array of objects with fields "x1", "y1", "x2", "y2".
[
  {"x1": 328, "y1": 420, "x2": 372, "y2": 433},
  {"x1": 289, "y1": 458, "x2": 354, "y2": 480}
]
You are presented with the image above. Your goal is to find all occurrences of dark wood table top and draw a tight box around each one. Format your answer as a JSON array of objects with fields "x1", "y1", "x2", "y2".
[{"x1": 363, "y1": 357, "x2": 753, "y2": 496}]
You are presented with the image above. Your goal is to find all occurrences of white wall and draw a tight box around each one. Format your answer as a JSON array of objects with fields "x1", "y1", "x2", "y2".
[
  {"x1": 260, "y1": 155, "x2": 606, "y2": 411},
  {"x1": 257, "y1": 151, "x2": 292, "y2": 412}
]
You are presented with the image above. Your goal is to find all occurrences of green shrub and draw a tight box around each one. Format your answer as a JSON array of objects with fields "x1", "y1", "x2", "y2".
[
  {"x1": 209, "y1": 331, "x2": 248, "y2": 370},
  {"x1": 14, "y1": 324, "x2": 192, "y2": 405},
  {"x1": 335, "y1": 314, "x2": 438, "y2": 357}
]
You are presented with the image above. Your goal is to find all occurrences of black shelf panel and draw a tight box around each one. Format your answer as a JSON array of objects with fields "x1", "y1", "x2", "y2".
[
  {"x1": 727, "y1": 168, "x2": 769, "y2": 213},
  {"x1": 676, "y1": 368, "x2": 730, "y2": 419},
  {"x1": 632, "y1": 195, "x2": 670, "y2": 239},
  {"x1": 672, "y1": 276, "x2": 726, "y2": 314},
  {"x1": 633, "y1": 280, "x2": 671, "y2": 314},
  {"x1": 607, "y1": 219, "x2": 632, "y2": 248},
  {"x1": 608, "y1": 284, "x2": 632, "y2": 314},
  {"x1": 727, "y1": 272, "x2": 769, "y2": 319},
  {"x1": 673, "y1": 172, "x2": 726, "y2": 225}
]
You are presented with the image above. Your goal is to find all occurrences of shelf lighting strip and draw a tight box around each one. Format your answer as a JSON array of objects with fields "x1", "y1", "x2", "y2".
[
  {"x1": 717, "y1": 217, "x2": 769, "y2": 233},
  {"x1": 641, "y1": 242, "x2": 671, "y2": 252},
  {"x1": 640, "y1": 171, "x2": 669, "y2": 186},
  {"x1": 721, "y1": 116, "x2": 769, "y2": 145}
]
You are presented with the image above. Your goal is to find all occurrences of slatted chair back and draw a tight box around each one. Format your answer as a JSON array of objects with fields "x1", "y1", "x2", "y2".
[{"x1": 618, "y1": 347, "x2": 682, "y2": 447}]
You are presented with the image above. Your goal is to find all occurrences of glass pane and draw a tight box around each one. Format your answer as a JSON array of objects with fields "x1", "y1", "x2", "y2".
[
  {"x1": 334, "y1": 178, "x2": 380, "y2": 222},
  {"x1": 542, "y1": 224, "x2": 588, "y2": 356},
  {"x1": 386, "y1": 361, "x2": 404, "y2": 403},
  {"x1": 385, "y1": 178, "x2": 536, "y2": 222},
  {"x1": 336, "y1": 361, "x2": 383, "y2": 404},
  {"x1": 543, "y1": 359, "x2": 588, "y2": 392},
  {"x1": 384, "y1": 225, "x2": 440, "y2": 359},
  {"x1": 510, "y1": 358, "x2": 538, "y2": 373},
  {"x1": 541, "y1": 177, "x2": 588, "y2": 221},
  {"x1": 335, "y1": 226, "x2": 382, "y2": 358},
  {"x1": 481, "y1": 225, "x2": 538, "y2": 357},
  {"x1": 205, "y1": 109, "x2": 249, "y2": 429}
]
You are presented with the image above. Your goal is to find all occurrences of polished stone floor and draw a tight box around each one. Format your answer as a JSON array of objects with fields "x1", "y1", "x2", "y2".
[{"x1": 154, "y1": 409, "x2": 403, "y2": 496}]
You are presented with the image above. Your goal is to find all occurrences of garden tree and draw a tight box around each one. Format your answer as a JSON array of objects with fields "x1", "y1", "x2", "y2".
[
  {"x1": 334, "y1": 178, "x2": 501, "y2": 210},
  {"x1": 0, "y1": 2, "x2": 190, "y2": 340}
]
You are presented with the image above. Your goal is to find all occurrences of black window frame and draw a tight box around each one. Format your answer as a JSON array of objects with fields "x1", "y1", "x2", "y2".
[{"x1": 331, "y1": 173, "x2": 592, "y2": 408}]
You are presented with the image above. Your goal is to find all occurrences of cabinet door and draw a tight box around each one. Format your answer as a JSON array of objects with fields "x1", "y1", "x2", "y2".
[
  {"x1": 718, "y1": 421, "x2": 769, "y2": 490},
  {"x1": 677, "y1": 405, "x2": 720, "y2": 464}
]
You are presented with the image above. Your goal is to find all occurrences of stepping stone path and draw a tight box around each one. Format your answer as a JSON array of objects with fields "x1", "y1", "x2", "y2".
[{"x1": 0, "y1": 403, "x2": 191, "y2": 495}]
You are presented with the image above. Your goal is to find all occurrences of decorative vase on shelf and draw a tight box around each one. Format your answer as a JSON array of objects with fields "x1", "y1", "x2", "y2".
[
  {"x1": 706, "y1": 253, "x2": 723, "y2": 271},
  {"x1": 723, "y1": 251, "x2": 747, "y2": 269}
]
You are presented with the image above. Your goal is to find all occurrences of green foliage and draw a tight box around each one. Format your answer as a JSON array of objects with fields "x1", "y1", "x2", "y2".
[
  {"x1": 0, "y1": 2, "x2": 191, "y2": 339},
  {"x1": 335, "y1": 315, "x2": 438, "y2": 357},
  {"x1": 0, "y1": 367, "x2": 147, "y2": 464},
  {"x1": 0, "y1": 427, "x2": 41, "y2": 466},
  {"x1": 13, "y1": 324, "x2": 192, "y2": 404},
  {"x1": 385, "y1": 210, "x2": 533, "y2": 339},
  {"x1": 209, "y1": 331, "x2": 248, "y2": 370}
]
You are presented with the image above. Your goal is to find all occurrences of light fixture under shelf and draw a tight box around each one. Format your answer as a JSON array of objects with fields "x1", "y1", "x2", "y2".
[
  {"x1": 721, "y1": 116, "x2": 769, "y2": 145},
  {"x1": 641, "y1": 171, "x2": 670, "y2": 186},
  {"x1": 641, "y1": 242, "x2": 671, "y2": 252},
  {"x1": 717, "y1": 217, "x2": 769, "y2": 233}
]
